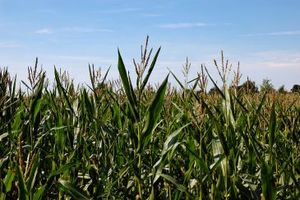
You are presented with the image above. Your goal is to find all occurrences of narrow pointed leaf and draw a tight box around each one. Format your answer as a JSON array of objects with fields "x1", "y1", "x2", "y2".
[
  {"x1": 142, "y1": 75, "x2": 168, "y2": 142},
  {"x1": 54, "y1": 68, "x2": 75, "y2": 114},
  {"x1": 269, "y1": 101, "x2": 276, "y2": 147},
  {"x1": 16, "y1": 166, "x2": 29, "y2": 200},
  {"x1": 117, "y1": 50, "x2": 138, "y2": 119},
  {"x1": 141, "y1": 47, "x2": 161, "y2": 92}
]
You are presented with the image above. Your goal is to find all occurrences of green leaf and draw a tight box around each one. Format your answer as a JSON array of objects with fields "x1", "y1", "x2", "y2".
[
  {"x1": 169, "y1": 70, "x2": 185, "y2": 90},
  {"x1": 58, "y1": 179, "x2": 91, "y2": 200},
  {"x1": 161, "y1": 123, "x2": 189, "y2": 156},
  {"x1": 3, "y1": 169, "x2": 15, "y2": 192},
  {"x1": 30, "y1": 73, "x2": 45, "y2": 122},
  {"x1": 32, "y1": 186, "x2": 45, "y2": 200},
  {"x1": 141, "y1": 75, "x2": 169, "y2": 148},
  {"x1": 54, "y1": 67, "x2": 75, "y2": 114},
  {"x1": 26, "y1": 153, "x2": 40, "y2": 194},
  {"x1": 250, "y1": 93, "x2": 267, "y2": 130},
  {"x1": 12, "y1": 105, "x2": 25, "y2": 132},
  {"x1": 153, "y1": 124, "x2": 190, "y2": 183},
  {"x1": 159, "y1": 173, "x2": 187, "y2": 193},
  {"x1": 140, "y1": 47, "x2": 161, "y2": 92},
  {"x1": 16, "y1": 166, "x2": 29, "y2": 200},
  {"x1": 101, "y1": 66, "x2": 111, "y2": 85},
  {"x1": 269, "y1": 101, "x2": 276, "y2": 148},
  {"x1": 185, "y1": 143, "x2": 210, "y2": 175},
  {"x1": 32, "y1": 98, "x2": 42, "y2": 123},
  {"x1": 204, "y1": 66, "x2": 225, "y2": 99},
  {"x1": 117, "y1": 49, "x2": 138, "y2": 119},
  {"x1": 33, "y1": 163, "x2": 78, "y2": 199},
  {"x1": 261, "y1": 161, "x2": 276, "y2": 200},
  {"x1": 82, "y1": 88, "x2": 94, "y2": 118}
]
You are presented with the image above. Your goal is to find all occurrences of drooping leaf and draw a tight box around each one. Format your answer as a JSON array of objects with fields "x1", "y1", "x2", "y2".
[
  {"x1": 58, "y1": 179, "x2": 91, "y2": 200},
  {"x1": 3, "y1": 169, "x2": 15, "y2": 192}
]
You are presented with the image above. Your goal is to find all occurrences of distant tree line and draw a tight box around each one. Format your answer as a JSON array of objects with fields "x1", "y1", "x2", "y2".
[
  {"x1": 291, "y1": 84, "x2": 300, "y2": 93},
  {"x1": 208, "y1": 79, "x2": 300, "y2": 94}
]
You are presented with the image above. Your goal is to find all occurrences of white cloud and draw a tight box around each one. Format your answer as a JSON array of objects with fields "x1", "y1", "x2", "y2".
[
  {"x1": 35, "y1": 28, "x2": 52, "y2": 34},
  {"x1": 159, "y1": 22, "x2": 209, "y2": 29},
  {"x1": 243, "y1": 30, "x2": 300, "y2": 37}
]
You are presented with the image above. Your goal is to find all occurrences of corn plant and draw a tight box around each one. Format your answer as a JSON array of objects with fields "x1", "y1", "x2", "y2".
[{"x1": 0, "y1": 39, "x2": 299, "y2": 199}]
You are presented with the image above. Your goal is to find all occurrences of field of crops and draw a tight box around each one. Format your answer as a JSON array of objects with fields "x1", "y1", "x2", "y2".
[{"x1": 0, "y1": 41, "x2": 299, "y2": 199}]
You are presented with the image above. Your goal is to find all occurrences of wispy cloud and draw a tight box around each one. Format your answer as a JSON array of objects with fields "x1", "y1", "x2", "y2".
[
  {"x1": 159, "y1": 22, "x2": 209, "y2": 29},
  {"x1": 141, "y1": 13, "x2": 162, "y2": 17},
  {"x1": 35, "y1": 27, "x2": 113, "y2": 34},
  {"x1": 0, "y1": 42, "x2": 21, "y2": 48},
  {"x1": 243, "y1": 30, "x2": 300, "y2": 37},
  {"x1": 35, "y1": 28, "x2": 52, "y2": 34},
  {"x1": 267, "y1": 30, "x2": 300, "y2": 36},
  {"x1": 247, "y1": 51, "x2": 300, "y2": 69},
  {"x1": 61, "y1": 27, "x2": 113, "y2": 33},
  {"x1": 35, "y1": 9, "x2": 55, "y2": 14},
  {"x1": 223, "y1": 22, "x2": 233, "y2": 26},
  {"x1": 56, "y1": 55, "x2": 114, "y2": 63},
  {"x1": 98, "y1": 8, "x2": 140, "y2": 14}
]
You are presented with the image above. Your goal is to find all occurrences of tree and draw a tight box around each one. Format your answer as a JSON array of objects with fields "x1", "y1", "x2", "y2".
[
  {"x1": 278, "y1": 85, "x2": 287, "y2": 94},
  {"x1": 291, "y1": 84, "x2": 300, "y2": 93},
  {"x1": 236, "y1": 79, "x2": 258, "y2": 94},
  {"x1": 208, "y1": 86, "x2": 219, "y2": 95},
  {"x1": 260, "y1": 79, "x2": 275, "y2": 93}
]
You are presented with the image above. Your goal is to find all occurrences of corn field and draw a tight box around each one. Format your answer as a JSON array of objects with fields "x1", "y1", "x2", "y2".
[{"x1": 0, "y1": 39, "x2": 299, "y2": 199}]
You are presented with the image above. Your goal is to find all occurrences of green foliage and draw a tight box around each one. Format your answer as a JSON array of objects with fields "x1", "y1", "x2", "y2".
[
  {"x1": 260, "y1": 79, "x2": 275, "y2": 93},
  {"x1": 277, "y1": 85, "x2": 286, "y2": 94},
  {"x1": 237, "y1": 79, "x2": 258, "y2": 94},
  {"x1": 291, "y1": 84, "x2": 300, "y2": 93}
]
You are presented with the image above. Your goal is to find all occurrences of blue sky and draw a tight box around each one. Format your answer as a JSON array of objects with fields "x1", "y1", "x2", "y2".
[{"x1": 0, "y1": 0, "x2": 299, "y2": 89}]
